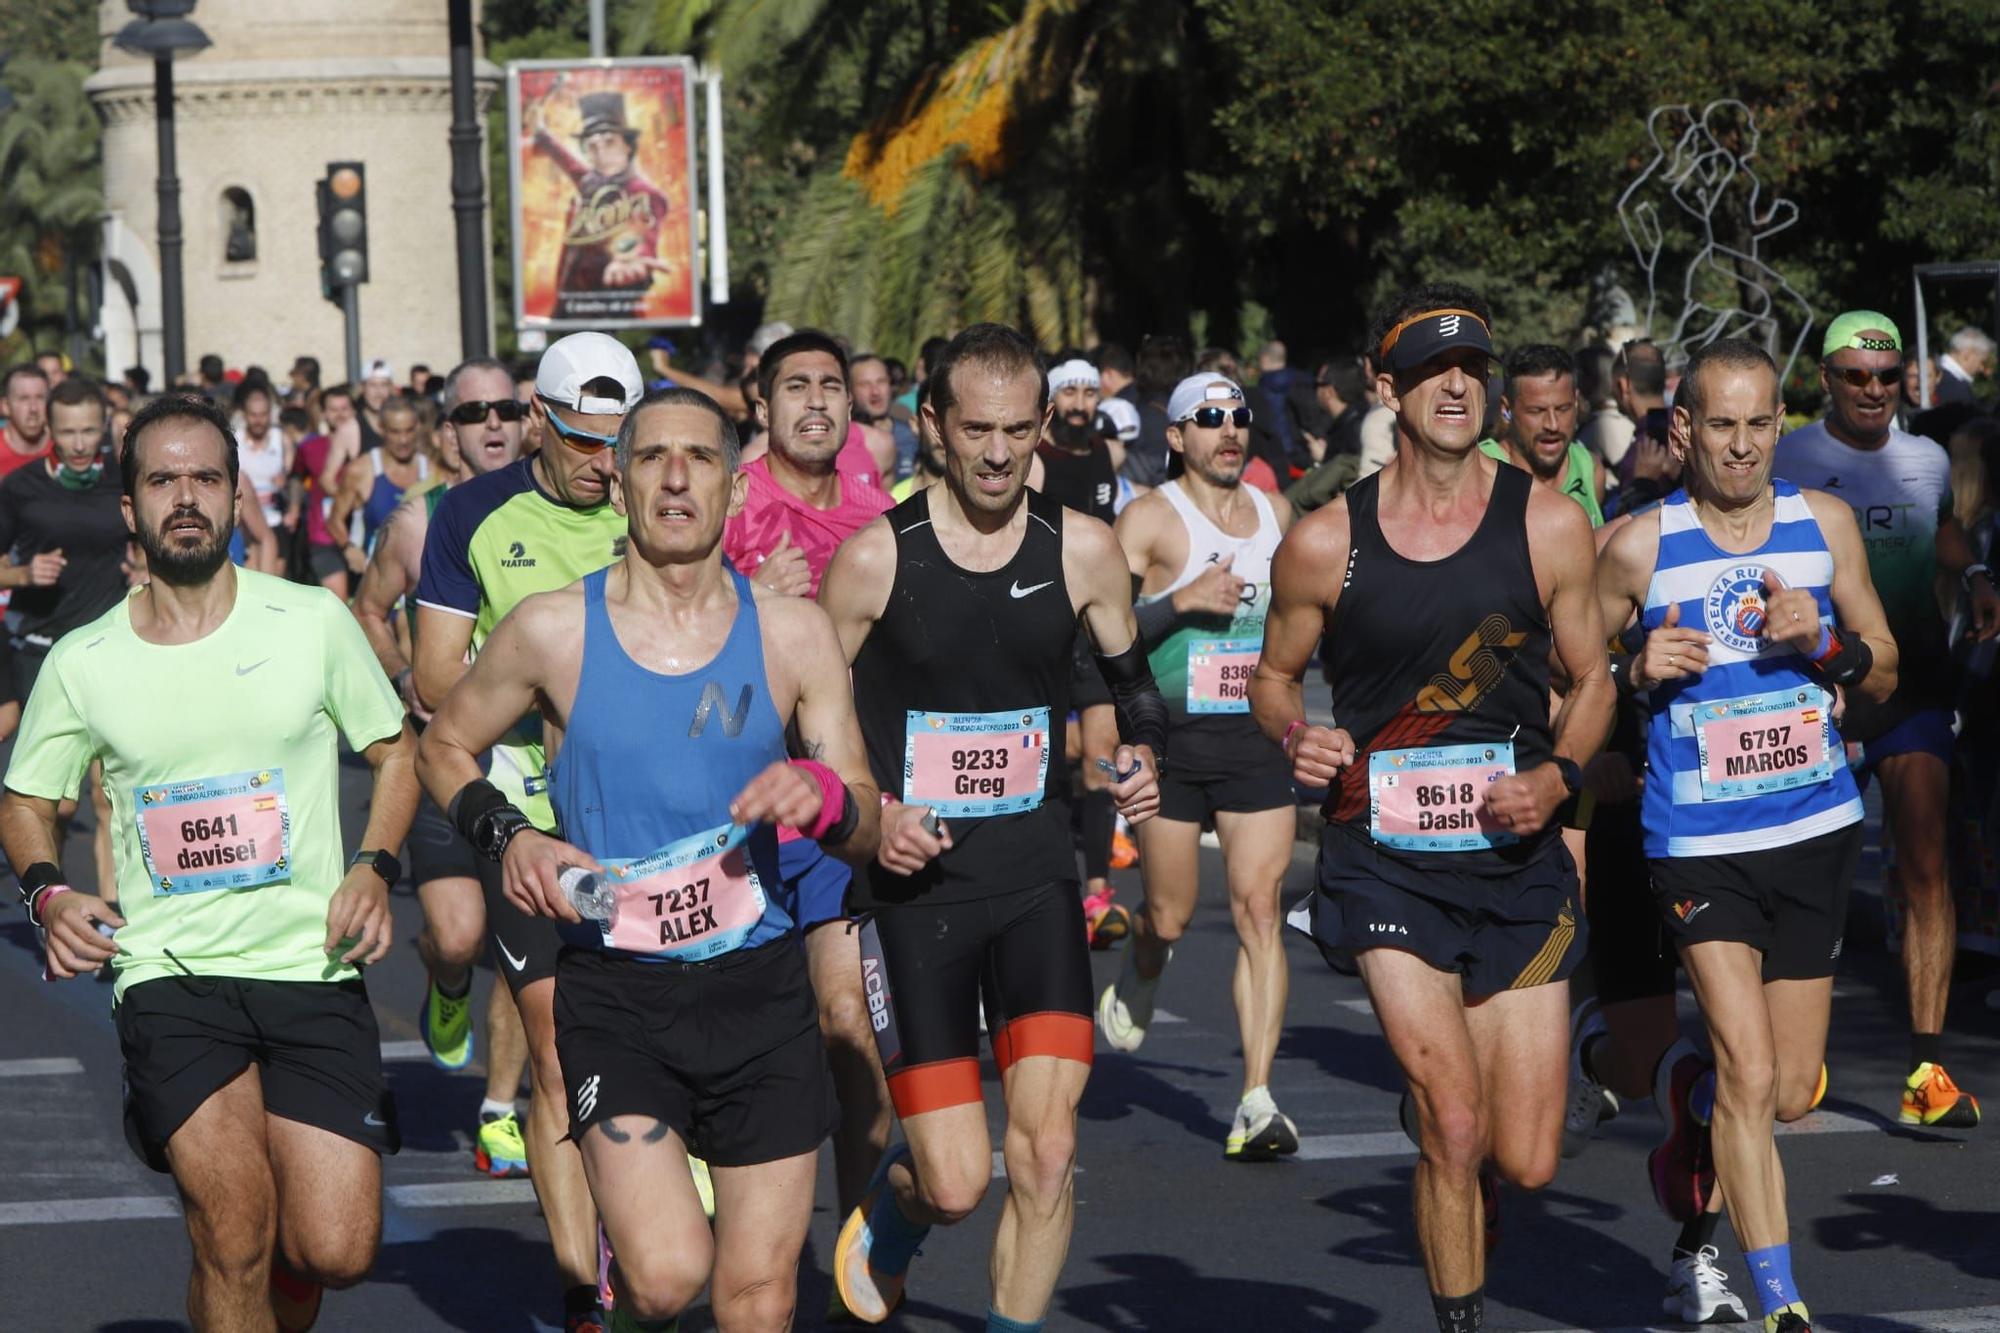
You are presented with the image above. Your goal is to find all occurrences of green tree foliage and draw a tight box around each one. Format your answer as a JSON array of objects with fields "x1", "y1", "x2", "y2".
[
  {"x1": 0, "y1": 58, "x2": 104, "y2": 363},
  {"x1": 477, "y1": 0, "x2": 2000, "y2": 371}
]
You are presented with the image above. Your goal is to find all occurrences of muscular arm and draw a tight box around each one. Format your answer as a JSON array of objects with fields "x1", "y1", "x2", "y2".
[
  {"x1": 354, "y1": 501, "x2": 422, "y2": 681},
  {"x1": 0, "y1": 791, "x2": 63, "y2": 883},
  {"x1": 1808, "y1": 490, "x2": 1899, "y2": 703},
  {"x1": 1249, "y1": 504, "x2": 1347, "y2": 745},
  {"x1": 816, "y1": 518, "x2": 897, "y2": 665},
  {"x1": 320, "y1": 418, "x2": 359, "y2": 497},
  {"x1": 771, "y1": 599, "x2": 881, "y2": 866},
  {"x1": 416, "y1": 596, "x2": 558, "y2": 809},
  {"x1": 1065, "y1": 513, "x2": 1143, "y2": 656},
  {"x1": 412, "y1": 606, "x2": 477, "y2": 715},
  {"x1": 356, "y1": 724, "x2": 421, "y2": 857},
  {"x1": 1534, "y1": 492, "x2": 1614, "y2": 771},
  {"x1": 326, "y1": 458, "x2": 367, "y2": 554}
]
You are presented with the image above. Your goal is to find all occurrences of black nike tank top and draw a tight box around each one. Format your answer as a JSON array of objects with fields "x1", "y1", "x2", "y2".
[
  {"x1": 1323, "y1": 463, "x2": 1555, "y2": 869},
  {"x1": 852, "y1": 486, "x2": 1078, "y2": 907},
  {"x1": 1034, "y1": 440, "x2": 1117, "y2": 523}
]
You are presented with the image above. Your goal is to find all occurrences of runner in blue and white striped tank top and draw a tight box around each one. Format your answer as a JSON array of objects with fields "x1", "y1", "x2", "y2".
[{"x1": 1639, "y1": 480, "x2": 1863, "y2": 858}]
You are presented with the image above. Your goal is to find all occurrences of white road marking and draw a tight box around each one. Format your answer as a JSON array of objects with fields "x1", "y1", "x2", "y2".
[
  {"x1": 0, "y1": 1057, "x2": 84, "y2": 1077},
  {"x1": 1152, "y1": 1008, "x2": 1186, "y2": 1025},
  {"x1": 1521, "y1": 1307, "x2": 2000, "y2": 1333},
  {"x1": 386, "y1": 1180, "x2": 538, "y2": 1208},
  {"x1": 990, "y1": 1151, "x2": 1083, "y2": 1179},
  {"x1": 0, "y1": 1196, "x2": 179, "y2": 1225},
  {"x1": 379, "y1": 1040, "x2": 432, "y2": 1062},
  {"x1": 1297, "y1": 1107, "x2": 1875, "y2": 1163}
]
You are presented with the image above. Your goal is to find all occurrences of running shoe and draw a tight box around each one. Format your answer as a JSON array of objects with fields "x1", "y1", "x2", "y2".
[
  {"x1": 597, "y1": 1221, "x2": 616, "y2": 1312},
  {"x1": 271, "y1": 1263, "x2": 322, "y2": 1332},
  {"x1": 834, "y1": 1143, "x2": 916, "y2": 1325},
  {"x1": 1561, "y1": 998, "x2": 1617, "y2": 1159},
  {"x1": 474, "y1": 1110, "x2": 529, "y2": 1178},
  {"x1": 1765, "y1": 1306, "x2": 1813, "y2": 1332},
  {"x1": 1808, "y1": 1061, "x2": 1828, "y2": 1114},
  {"x1": 1082, "y1": 886, "x2": 1130, "y2": 950},
  {"x1": 565, "y1": 1308, "x2": 608, "y2": 1333},
  {"x1": 1647, "y1": 1039, "x2": 1716, "y2": 1224},
  {"x1": 1224, "y1": 1087, "x2": 1299, "y2": 1162},
  {"x1": 420, "y1": 976, "x2": 475, "y2": 1071},
  {"x1": 1662, "y1": 1245, "x2": 1749, "y2": 1324},
  {"x1": 1109, "y1": 828, "x2": 1140, "y2": 869},
  {"x1": 1900, "y1": 1061, "x2": 1980, "y2": 1128},
  {"x1": 689, "y1": 1154, "x2": 715, "y2": 1220},
  {"x1": 1095, "y1": 945, "x2": 1168, "y2": 1053}
]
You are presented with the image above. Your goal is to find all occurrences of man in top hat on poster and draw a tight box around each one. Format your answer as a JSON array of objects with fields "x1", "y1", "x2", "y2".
[{"x1": 529, "y1": 88, "x2": 672, "y2": 320}]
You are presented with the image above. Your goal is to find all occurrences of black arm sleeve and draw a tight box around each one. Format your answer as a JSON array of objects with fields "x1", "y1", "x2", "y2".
[
  {"x1": 1134, "y1": 593, "x2": 1180, "y2": 647},
  {"x1": 1093, "y1": 640, "x2": 1169, "y2": 764}
]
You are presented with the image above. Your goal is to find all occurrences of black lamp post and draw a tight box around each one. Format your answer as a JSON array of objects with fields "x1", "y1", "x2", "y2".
[{"x1": 113, "y1": 0, "x2": 209, "y2": 389}]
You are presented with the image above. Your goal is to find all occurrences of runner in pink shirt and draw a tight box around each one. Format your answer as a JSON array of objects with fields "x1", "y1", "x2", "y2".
[{"x1": 720, "y1": 332, "x2": 897, "y2": 1271}]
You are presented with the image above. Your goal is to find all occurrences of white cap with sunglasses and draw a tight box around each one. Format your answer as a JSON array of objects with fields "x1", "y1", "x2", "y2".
[
  {"x1": 1167, "y1": 372, "x2": 1253, "y2": 427},
  {"x1": 535, "y1": 331, "x2": 644, "y2": 415}
]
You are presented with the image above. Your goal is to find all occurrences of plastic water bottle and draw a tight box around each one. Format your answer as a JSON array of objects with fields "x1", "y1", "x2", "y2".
[{"x1": 559, "y1": 865, "x2": 617, "y2": 928}]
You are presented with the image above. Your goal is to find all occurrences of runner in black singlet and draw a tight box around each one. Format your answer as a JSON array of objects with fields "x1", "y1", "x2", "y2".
[
  {"x1": 819, "y1": 325, "x2": 1167, "y2": 1331},
  {"x1": 1251, "y1": 283, "x2": 1612, "y2": 1333}
]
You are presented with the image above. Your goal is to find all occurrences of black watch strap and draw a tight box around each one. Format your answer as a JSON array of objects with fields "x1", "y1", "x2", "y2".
[
  {"x1": 1553, "y1": 756, "x2": 1584, "y2": 795},
  {"x1": 474, "y1": 808, "x2": 534, "y2": 863},
  {"x1": 349, "y1": 848, "x2": 402, "y2": 886}
]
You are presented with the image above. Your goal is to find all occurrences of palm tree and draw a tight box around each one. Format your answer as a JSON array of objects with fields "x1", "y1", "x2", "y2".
[{"x1": 0, "y1": 59, "x2": 104, "y2": 362}]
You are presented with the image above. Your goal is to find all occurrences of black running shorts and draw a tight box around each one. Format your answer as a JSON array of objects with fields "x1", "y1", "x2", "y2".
[
  {"x1": 1305, "y1": 825, "x2": 1586, "y2": 996},
  {"x1": 1649, "y1": 822, "x2": 1860, "y2": 982},
  {"x1": 408, "y1": 793, "x2": 480, "y2": 886},
  {"x1": 116, "y1": 975, "x2": 400, "y2": 1174},
  {"x1": 1158, "y1": 717, "x2": 1294, "y2": 822},
  {"x1": 861, "y1": 881, "x2": 1094, "y2": 1119},
  {"x1": 1583, "y1": 799, "x2": 1676, "y2": 1005},
  {"x1": 553, "y1": 939, "x2": 835, "y2": 1168},
  {"x1": 481, "y1": 855, "x2": 564, "y2": 995}
]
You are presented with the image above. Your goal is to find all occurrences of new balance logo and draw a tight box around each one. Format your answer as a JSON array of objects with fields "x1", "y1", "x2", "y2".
[
  {"x1": 576, "y1": 1074, "x2": 600, "y2": 1121},
  {"x1": 689, "y1": 681, "x2": 754, "y2": 738},
  {"x1": 1438, "y1": 314, "x2": 1462, "y2": 336}
]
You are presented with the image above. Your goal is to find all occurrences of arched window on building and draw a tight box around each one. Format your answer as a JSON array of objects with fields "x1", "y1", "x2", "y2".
[{"x1": 222, "y1": 187, "x2": 256, "y2": 263}]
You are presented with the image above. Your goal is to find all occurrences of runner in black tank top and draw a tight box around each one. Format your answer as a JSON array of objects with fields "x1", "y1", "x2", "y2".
[
  {"x1": 1246, "y1": 285, "x2": 1612, "y2": 1333},
  {"x1": 850, "y1": 485, "x2": 1079, "y2": 907},
  {"x1": 819, "y1": 325, "x2": 1167, "y2": 1328},
  {"x1": 1033, "y1": 438, "x2": 1117, "y2": 522}
]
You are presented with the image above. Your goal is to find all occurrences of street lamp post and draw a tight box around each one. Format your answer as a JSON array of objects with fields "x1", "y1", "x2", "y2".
[{"x1": 113, "y1": 0, "x2": 209, "y2": 389}]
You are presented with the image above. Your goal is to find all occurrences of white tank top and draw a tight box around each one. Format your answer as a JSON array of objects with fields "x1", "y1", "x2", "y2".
[
  {"x1": 237, "y1": 427, "x2": 288, "y2": 525},
  {"x1": 1152, "y1": 479, "x2": 1281, "y2": 612}
]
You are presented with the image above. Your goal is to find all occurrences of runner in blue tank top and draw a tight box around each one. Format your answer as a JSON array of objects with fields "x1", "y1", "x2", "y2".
[
  {"x1": 418, "y1": 386, "x2": 881, "y2": 1330},
  {"x1": 1598, "y1": 339, "x2": 1896, "y2": 1333}
]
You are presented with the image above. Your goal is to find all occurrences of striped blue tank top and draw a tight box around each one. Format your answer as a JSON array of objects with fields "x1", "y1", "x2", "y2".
[
  {"x1": 547, "y1": 567, "x2": 795, "y2": 960},
  {"x1": 1640, "y1": 482, "x2": 1863, "y2": 858}
]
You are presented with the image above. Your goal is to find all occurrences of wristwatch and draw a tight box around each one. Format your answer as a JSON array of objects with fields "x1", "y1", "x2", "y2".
[
  {"x1": 1962, "y1": 563, "x2": 1995, "y2": 594},
  {"x1": 472, "y1": 806, "x2": 534, "y2": 863},
  {"x1": 1552, "y1": 756, "x2": 1584, "y2": 796},
  {"x1": 348, "y1": 848, "x2": 402, "y2": 887}
]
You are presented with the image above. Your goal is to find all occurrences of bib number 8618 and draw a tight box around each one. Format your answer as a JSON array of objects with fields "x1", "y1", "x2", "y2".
[{"x1": 1413, "y1": 783, "x2": 1476, "y2": 808}]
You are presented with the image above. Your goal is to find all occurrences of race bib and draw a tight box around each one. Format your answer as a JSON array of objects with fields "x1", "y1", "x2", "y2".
[
  {"x1": 135, "y1": 769, "x2": 292, "y2": 896},
  {"x1": 1368, "y1": 742, "x2": 1518, "y2": 852},
  {"x1": 1693, "y1": 687, "x2": 1834, "y2": 802},
  {"x1": 903, "y1": 707, "x2": 1050, "y2": 818},
  {"x1": 599, "y1": 823, "x2": 768, "y2": 962},
  {"x1": 1187, "y1": 638, "x2": 1259, "y2": 714}
]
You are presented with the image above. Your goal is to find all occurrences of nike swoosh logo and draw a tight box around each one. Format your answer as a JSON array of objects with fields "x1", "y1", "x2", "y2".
[
  {"x1": 363, "y1": 1112, "x2": 387, "y2": 1128},
  {"x1": 1010, "y1": 580, "x2": 1054, "y2": 599},
  {"x1": 498, "y1": 939, "x2": 528, "y2": 972},
  {"x1": 236, "y1": 659, "x2": 269, "y2": 676}
]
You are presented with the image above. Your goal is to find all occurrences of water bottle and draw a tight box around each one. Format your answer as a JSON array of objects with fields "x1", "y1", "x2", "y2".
[{"x1": 559, "y1": 865, "x2": 617, "y2": 929}]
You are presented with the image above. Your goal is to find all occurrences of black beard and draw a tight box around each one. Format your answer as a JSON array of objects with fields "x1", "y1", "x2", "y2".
[
  {"x1": 1050, "y1": 414, "x2": 1094, "y2": 450},
  {"x1": 138, "y1": 513, "x2": 231, "y2": 586},
  {"x1": 852, "y1": 403, "x2": 886, "y2": 426}
]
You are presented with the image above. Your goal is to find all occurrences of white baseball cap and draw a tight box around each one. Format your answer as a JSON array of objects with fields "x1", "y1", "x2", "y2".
[
  {"x1": 1047, "y1": 358, "x2": 1100, "y2": 394},
  {"x1": 1167, "y1": 372, "x2": 1246, "y2": 423},
  {"x1": 363, "y1": 358, "x2": 394, "y2": 383},
  {"x1": 1097, "y1": 397, "x2": 1141, "y2": 442},
  {"x1": 535, "y1": 332, "x2": 644, "y2": 415}
]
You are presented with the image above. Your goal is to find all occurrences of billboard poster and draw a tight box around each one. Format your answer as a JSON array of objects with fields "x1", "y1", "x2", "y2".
[{"x1": 508, "y1": 58, "x2": 701, "y2": 329}]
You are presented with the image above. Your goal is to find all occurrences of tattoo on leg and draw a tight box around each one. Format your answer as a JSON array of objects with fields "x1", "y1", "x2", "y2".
[
  {"x1": 597, "y1": 1118, "x2": 631, "y2": 1143},
  {"x1": 594, "y1": 1116, "x2": 672, "y2": 1145},
  {"x1": 643, "y1": 1120, "x2": 671, "y2": 1143}
]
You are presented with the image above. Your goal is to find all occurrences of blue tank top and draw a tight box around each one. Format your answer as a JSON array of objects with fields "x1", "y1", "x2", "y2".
[
  {"x1": 547, "y1": 567, "x2": 795, "y2": 960},
  {"x1": 1640, "y1": 482, "x2": 1863, "y2": 858},
  {"x1": 361, "y1": 451, "x2": 426, "y2": 546}
]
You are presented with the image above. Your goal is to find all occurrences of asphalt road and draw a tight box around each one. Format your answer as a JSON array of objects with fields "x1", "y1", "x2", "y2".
[{"x1": 2, "y1": 753, "x2": 1997, "y2": 1332}]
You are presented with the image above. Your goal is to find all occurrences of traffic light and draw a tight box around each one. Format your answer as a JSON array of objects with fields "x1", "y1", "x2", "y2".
[{"x1": 316, "y1": 161, "x2": 368, "y2": 301}]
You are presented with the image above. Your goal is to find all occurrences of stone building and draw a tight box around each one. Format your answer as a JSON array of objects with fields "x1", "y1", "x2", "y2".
[{"x1": 87, "y1": 0, "x2": 499, "y2": 387}]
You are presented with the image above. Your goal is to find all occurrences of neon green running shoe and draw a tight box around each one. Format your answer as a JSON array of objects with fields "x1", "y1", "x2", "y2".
[
  {"x1": 474, "y1": 1111, "x2": 529, "y2": 1179},
  {"x1": 689, "y1": 1154, "x2": 715, "y2": 1220},
  {"x1": 420, "y1": 976, "x2": 474, "y2": 1071}
]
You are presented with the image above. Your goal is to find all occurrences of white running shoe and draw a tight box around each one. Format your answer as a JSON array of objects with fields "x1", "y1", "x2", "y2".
[
  {"x1": 1661, "y1": 1245, "x2": 1749, "y2": 1324},
  {"x1": 1096, "y1": 945, "x2": 1168, "y2": 1053},
  {"x1": 1225, "y1": 1086, "x2": 1299, "y2": 1162},
  {"x1": 1562, "y1": 998, "x2": 1618, "y2": 1158}
]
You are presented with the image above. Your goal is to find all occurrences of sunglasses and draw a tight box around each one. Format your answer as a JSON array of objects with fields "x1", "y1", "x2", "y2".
[
  {"x1": 1829, "y1": 366, "x2": 1901, "y2": 390},
  {"x1": 447, "y1": 399, "x2": 528, "y2": 426},
  {"x1": 1180, "y1": 405, "x2": 1253, "y2": 430},
  {"x1": 537, "y1": 399, "x2": 620, "y2": 452}
]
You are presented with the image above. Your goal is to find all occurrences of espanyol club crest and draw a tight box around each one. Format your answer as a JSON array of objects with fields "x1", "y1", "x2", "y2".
[{"x1": 1704, "y1": 564, "x2": 1770, "y2": 654}]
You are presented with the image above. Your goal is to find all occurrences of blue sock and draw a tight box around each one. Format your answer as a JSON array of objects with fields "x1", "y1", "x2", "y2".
[
  {"x1": 1743, "y1": 1243, "x2": 1800, "y2": 1317},
  {"x1": 865, "y1": 1189, "x2": 929, "y2": 1278},
  {"x1": 986, "y1": 1311, "x2": 1044, "y2": 1333}
]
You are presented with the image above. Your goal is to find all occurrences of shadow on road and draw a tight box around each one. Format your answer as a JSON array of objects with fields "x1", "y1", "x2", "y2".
[
  {"x1": 1276, "y1": 1023, "x2": 1406, "y2": 1096},
  {"x1": 1814, "y1": 1189, "x2": 2000, "y2": 1283},
  {"x1": 1060, "y1": 1252, "x2": 1378, "y2": 1329},
  {"x1": 373, "y1": 1225, "x2": 571, "y2": 1331}
]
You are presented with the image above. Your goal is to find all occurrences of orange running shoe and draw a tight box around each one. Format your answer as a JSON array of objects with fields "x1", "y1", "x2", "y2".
[
  {"x1": 1109, "y1": 829, "x2": 1140, "y2": 869},
  {"x1": 1083, "y1": 886, "x2": 1130, "y2": 949},
  {"x1": 1807, "y1": 1062, "x2": 1828, "y2": 1113},
  {"x1": 1900, "y1": 1061, "x2": 1980, "y2": 1128},
  {"x1": 271, "y1": 1263, "x2": 323, "y2": 1333}
]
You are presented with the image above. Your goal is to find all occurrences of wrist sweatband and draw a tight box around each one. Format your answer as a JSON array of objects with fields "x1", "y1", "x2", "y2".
[
  {"x1": 1094, "y1": 641, "x2": 1170, "y2": 764},
  {"x1": 1609, "y1": 650, "x2": 1637, "y2": 696},
  {"x1": 1133, "y1": 594, "x2": 1180, "y2": 647},
  {"x1": 1808, "y1": 628, "x2": 1873, "y2": 687},
  {"x1": 447, "y1": 778, "x2": 514, "y2": 845},
  {"x1": 28, "y1": 885, "x2": 70, "y2": 929},
  {"x1": 789, "y1": 759, "x2": 857, "y2": 843}
]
